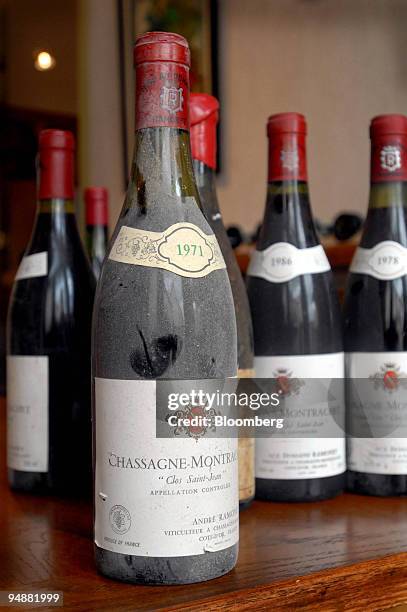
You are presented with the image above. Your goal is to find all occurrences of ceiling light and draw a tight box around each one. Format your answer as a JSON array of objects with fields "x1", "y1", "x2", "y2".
[{"x1": 34, "y1": 51, "x2": 56, "y2": 71}]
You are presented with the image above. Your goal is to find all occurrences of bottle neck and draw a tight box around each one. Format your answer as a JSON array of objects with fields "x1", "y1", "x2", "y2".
[
  {"x1": 362, "y1": 181, "x2": 407, "y2": 248},
  {"x1": 36, "y1": 198, "x2": 76, "y2": 231},
  {"x1": 38, "y1": 148, "x2": 74, "y2": 200},
  {"x1": 36, "y1": 140, "x2": 76, "y2": 237},
  {"x1": 362, "y1": 139, "x2": 407, "y2": 245},
  {"x1": 368, "y1": 136, "x2": 407, "y2": 211},
  {"x1": 261, "y1": 130, "x2": 316, "y2": 248},
  {"x1": 86, "y1": 224, "x2": 108, "y2": 261},
  {"x1": 29, "y1": 199, "x2": 81, "y2": 255},
  {"x1": 259, "y1": 180, "x2": 318, "y2": 249},
  {"x1": 267, "y1": 132, "x2": 307, "y2": 183},
  {"x1": 124, "y1": 127, "x2": 199, "y2": 216},
  {"x1": 368, "y1": 182, "x2": 407, "y2": 209},
  {"x1": 193, "y1": 159, "x2": 220, "y2": 219}
]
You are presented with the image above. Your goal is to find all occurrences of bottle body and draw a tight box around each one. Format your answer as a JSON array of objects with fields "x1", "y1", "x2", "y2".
[
  {"x1": 247, "y1": 114, "x2": 345, "y2": 502},
  {"x1": 190, "y1": 92, "x2": 255, "y2": 509},
  {"x1": 92, "y1": 33, "x2": 238, "y2": 585},
  {"x1": 7, "y1": 132, "x2": 95, "y2": 496},
  {"x1": 344, "y1": 115, "x2": 407, "y2": 496},
  {"x1": 193, "y1": 160, "x2": 255, "y2": 508}
]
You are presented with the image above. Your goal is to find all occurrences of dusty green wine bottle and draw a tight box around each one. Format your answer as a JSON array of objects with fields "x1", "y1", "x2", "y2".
[
  {"x1": 190, "y1": 93, "x2": 255, "y2": 509},
  {"x1": 92, "y1": 32, "x2": 238, "y2": 585}
]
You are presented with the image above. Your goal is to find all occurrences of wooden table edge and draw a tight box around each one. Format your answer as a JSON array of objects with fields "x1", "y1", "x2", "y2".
[{"x1": 161, "y1": 552, "x2": 407, "y2": 612}]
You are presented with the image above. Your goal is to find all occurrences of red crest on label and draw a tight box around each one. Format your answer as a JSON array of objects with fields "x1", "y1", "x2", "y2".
[{"x1": 370, "y1": 363, "x2": 407, "y2": 393}]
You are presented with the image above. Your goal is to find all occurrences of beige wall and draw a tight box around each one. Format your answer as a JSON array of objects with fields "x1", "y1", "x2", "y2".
[
  {"x1": 217, "y1": 0, "x2": 407, "y2": 233},
  {"x1": 77, "y1": 0, "x2": 124, "y2": 227},
  {"x1": 77, "y1": 0, "x2": 407, "y2": 233},
  {"x1": 5, "y1": 1, "x2": 407, "y2": 233},
  {"x1": 5, "y1": 0, "x2": 76, "y2": 114}
]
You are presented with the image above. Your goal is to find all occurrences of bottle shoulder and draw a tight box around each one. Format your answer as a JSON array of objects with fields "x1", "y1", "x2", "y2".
[
  {"x1": 93, "y1": 263, "x2": 237, "y2": 379},
  {"x1": 8, "y1": 259, "x2": 95, "y2": 325},
  {"x1": 344, "y1": 273, "x2": 407, "y2": 351},
  {"x1": 359, "y1": 207, "x2": 407, "y2": 248}
]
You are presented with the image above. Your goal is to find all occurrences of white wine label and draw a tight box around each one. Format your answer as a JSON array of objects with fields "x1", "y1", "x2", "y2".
[
  {"x1": 15, "y1": 252, "x2": 48, "y2": 281},
  {"x1": 94, "y1": 378, "x2": 239, "y2": 557},
  {"x1": 247, "y1": 243, "x2": 330, "y2": 283},
  {"x1": 109, "y1": 223, "x2": 226, "y2": 278},
  {"x1": 347, "y1": 351, "x2": 407, "y2": 474},
  {"x1": 7, "y1": 356, "x2": 48, "y2": 472},
  {"x1": 350, "y1": 241, "x2": 407, "y2": 280},
  {"x1": 255, "y1": 353, "x2": 346, "y2": 480}
]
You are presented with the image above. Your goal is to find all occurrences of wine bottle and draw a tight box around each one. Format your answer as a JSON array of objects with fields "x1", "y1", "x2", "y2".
[
  {"x1": 92, "y1": 32, "x2": 238, "y2": 585},
  {"x1": 344, "y1": 114, "x2": 407, "y2": 496},
  {"x1": 246, "y1": 113, "x2": 345, "y2": 502},
  {"x1": 7, "y1": 130, "x2": 96, "y2": 495},
  {"x1": 190, "y1": 92, "x2": 255, "y2": 509},
  {"x1": 85, "y1": 187, "x2": 109, "y2": 280}
]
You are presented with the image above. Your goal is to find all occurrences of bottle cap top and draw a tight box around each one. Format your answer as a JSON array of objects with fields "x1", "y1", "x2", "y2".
[
  {"x1": 39, "y1": 129, "x2": 75, "y2": 150},
  {"x1": 134, "y1": 31, "x2": 190, "y2": 66},
  {"x1": 267, "y1": 112, "x2": 307, "y2": 136},
  {"x1": 85, "y1": 187, "x2": 109, "y2": 226},
  {"x1": 370, "y1": 114, "x2": 407, "y2": 138},
  {"x1": 190, "y1": 93, "x2": 219, "y2": 170},
  {"x1": 190, "y1": 93, "x2": 219, "y2": 125}
]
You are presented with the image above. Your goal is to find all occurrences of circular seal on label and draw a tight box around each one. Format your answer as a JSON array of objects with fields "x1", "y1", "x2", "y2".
[{"x1": 109, "y1": 505, "x2": 131, "y2": 535}]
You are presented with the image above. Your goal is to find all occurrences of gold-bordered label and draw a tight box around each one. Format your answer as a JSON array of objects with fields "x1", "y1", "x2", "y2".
[{"x1": 109, "y1": 222, "x2": 226, "y2": 278}]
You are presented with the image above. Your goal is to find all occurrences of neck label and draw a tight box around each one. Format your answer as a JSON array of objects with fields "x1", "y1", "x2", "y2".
[
  {"x1": 109, "y1": 222, "x2": 225, "y2": 278},
  {"x1": 247, "y1": 242, "x2": 330, "y2": 283},
  {"x1": 136, "y1": 63, "x2": 189, "y2": 130},
  {"x1": 371, "y1": 137, "x2": 407, "y2": 182},
  {"x1": 350, "y1": 241, "x2": 407, "y2": 280},
  {"x1": 268, "y1": 133, "x2": 307, "y2": 182},
  {"x1": 15, "y1": 252, "x2": 48, "y2": 281}
]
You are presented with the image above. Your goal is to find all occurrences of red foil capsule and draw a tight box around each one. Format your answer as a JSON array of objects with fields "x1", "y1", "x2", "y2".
[
  {"x1": 85, "y1": 187, "x2": 109, "y2": 226},
  {"x1": 134, "y1": 32, "x2": 190, "y2": 131},
  {"x1": 190, "y1": 93, "x2": 219, "y2": 170},
  {"x1": 370, "y1": 114, "x2": 407, "y2": 183},
  {"x1": 267, "y1": 112, "x2": 307, "y2": 182},
  {"x1": 38, "y1": 129, "x2": 75, "y2": 200}
]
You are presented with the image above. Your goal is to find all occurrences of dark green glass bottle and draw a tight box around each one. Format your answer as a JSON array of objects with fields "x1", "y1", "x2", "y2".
[
  {"x1": 7, "y1": 129, "x2": 95, "y2": 496},
  {"x1": 345, "y1": 114, "x2": 407, "y2": 496},
  {"x1": 247, "y1": 113, "x2": 345, "y2": 502}
]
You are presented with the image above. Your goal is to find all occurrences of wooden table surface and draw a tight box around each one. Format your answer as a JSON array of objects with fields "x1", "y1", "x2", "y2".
[{"x1": 1, "y1": 398, "x2": 407, "y2": 611}]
